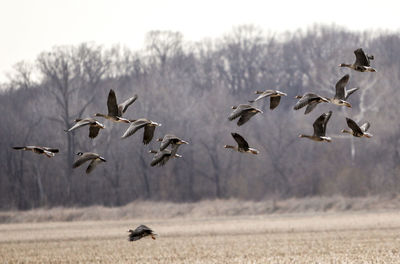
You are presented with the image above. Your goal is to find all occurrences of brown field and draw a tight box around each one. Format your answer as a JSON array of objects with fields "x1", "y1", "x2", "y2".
[{"x1": 1, "y1": 211, "x2": 400, "y2": 263}]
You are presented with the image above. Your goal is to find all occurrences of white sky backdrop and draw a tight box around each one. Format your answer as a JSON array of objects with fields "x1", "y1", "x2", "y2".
[{"x1": 0, "y1": 0, "x2": 399, "y2": 82}]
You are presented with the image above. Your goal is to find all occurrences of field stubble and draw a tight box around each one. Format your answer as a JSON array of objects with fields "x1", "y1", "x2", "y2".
[{"x1": 1, "y1": 212, "x2": 400, "y2": 263}]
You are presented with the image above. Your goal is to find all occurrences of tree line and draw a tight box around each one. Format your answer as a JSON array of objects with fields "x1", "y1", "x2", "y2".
[{"x1": 1, "y1": 25, "x2": 400, "y2": 210}]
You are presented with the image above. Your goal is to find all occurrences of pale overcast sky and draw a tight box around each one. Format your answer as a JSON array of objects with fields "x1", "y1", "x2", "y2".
[{"x1": 0, "y1": 0, "x2": 399, "y2": 83}]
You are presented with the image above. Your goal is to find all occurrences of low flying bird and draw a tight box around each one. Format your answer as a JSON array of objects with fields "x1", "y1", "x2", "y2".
[
  {"x1": 224, "y1": 132, "x2": 259, "y2": 154},
  {"x1": 95, "y1": 89, "x2": 137, "y2": 123},
  {"x1": 341, "y1": 118, "x2": 373, "y2": 138},
  {"x1": 298, "y1": 111, "x2": 332, "y2": 142},
  {"x1": 228, "y1": 104, "x2": 263, "y2": 126},
  {"x1": 329, "y1": 74, "x2": 359, "y2": 108},
  {"x1": 157, "y1": 134, "x2": 188, "y2": 156},
  {"x1": 293, "y1": 93, "x2": 330, "y2": 114},
  {"x1": 249, "y1": 90, "x2": 287, "y2": 110},
  {"x1": 72, "y1": 152, "x2": 106, "y2": 174},
  {"x1": 65, "y1": 118, "x2": 105, "y2": 139},
  {"x1": 339, "y1": 48, "x2": 376, "y2": 72},
  {"x1": 128, "y1": 225, "x2": 157, "y2": 241},
  {"x1": 149, "y1": 149, "x2": 182, "y2": 167},
  {"x1": 121, "y1": 118, "x2": 161, "y2": 144},
  {"x1": 12, "y1": 146, "x2": 59, "y2": 158}
]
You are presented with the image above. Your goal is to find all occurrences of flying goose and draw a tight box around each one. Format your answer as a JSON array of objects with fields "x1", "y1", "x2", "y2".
[
  {"x1": 157, "y1": 134, "x2": 188, "y2": 156},
  {"x1": 224, "y1": 132, "x2": 259, "y2": 154},
  {"x1": 299, "y1": 111, "x2": 332, "y2": 142},
  {"x1": 121, "y1": 118, "x2": 161, "y2": 144},
  {"x1": 329, "y1": 74, "x2": 359, "y2": 107},
  {"x1": 249, "y1": 90, "x2": 287, "y2": 110},
  {"x1": 128, "y1": 225, "x2": 157, "y2": 241},
  {"x1": 341, "y1": 118, "x2": 373, "y2": 138},
  {"x1": 72, "y1": 152, "x2": 106, "y2": 174},
  {"x1": 149, "y1": 149, "x2": 182, "y2": 167},
  {"x1": 293, "y1": 93, "x2": 330, "y2": 114},
  {"x1": 12, "y1": 146, "x2": 59, "y2": 158},
  {"x1": 65, "y1": 118, "x2": 105, "y2": 138},
  {"x1": 339, "y1": 48, "x2": 376, "y2": 72},
  {"x1": 228, "y1": 104, "x2": 263, "y2": 126},
  {"x1": 95, "y1": 89, "x2": 137, "y2": 123}
]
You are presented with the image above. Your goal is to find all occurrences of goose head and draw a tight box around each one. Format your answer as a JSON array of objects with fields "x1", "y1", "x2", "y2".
[
  {"x1": 177, "y1": 140, "x2": 189, "y2": 145},
  {"x1": 337, "y1": 100, "x2": 352, "y2": 108}
]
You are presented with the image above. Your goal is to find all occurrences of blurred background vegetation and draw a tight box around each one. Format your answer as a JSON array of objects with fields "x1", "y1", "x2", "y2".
[{"x1": 1, "y1": 25, "x2": 399, "y2": 210}]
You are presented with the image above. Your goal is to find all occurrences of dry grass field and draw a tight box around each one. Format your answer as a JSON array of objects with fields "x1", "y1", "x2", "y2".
[{"x1": 1, "y1": 211, "x2": 400, "y2": 263}]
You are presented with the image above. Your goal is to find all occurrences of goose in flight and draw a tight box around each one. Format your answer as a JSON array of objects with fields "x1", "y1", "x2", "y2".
[
  {"x1": 121, "y1": 118, "x2": 161, "y2": 144},
  {"x1": 341, "y1": 118, "x2": 373, "y2": 138},
  {"x1": 12, "y1": 146, "x2": 59, "y2": 158},
  {"x1": 293, "y1": 93, "x2": 330, "y2": 114},
  {"x1": 128, "y1": 225, "x2": 157, "y2": 241},
  {"x1": 149, "y1": 149, "x2": 182, "y2": 167},
  {"x1": 299, "y1": 111, "x2": 332, "y2": 142},
  {"x1": 66, "y1": 118, "x2": 105, "y2": 138},
  {"x1": 339, "y1": 48, "x2": 376, "y2": 72},
  {"x1": 228, "y1": 104, "x2": 263, "y2": 126},
  {"x1": 157, "y1": 134, "x2": 188, "y2": 156},
  {"x1": 249, "y1": 90, "x2": 287, "y2": 110},
  {"x1": 72, "y1": 152, "x2": 106, "y2": 174},
  {"x1": 224, "y1": 132, "x2": 259, "y2": 154},
  {"x1": 329, "y1": 74, "x2": 359, "y2": 108},
  {"x1": 95, "y1": 89, "x2": 137, "y2": 123}
]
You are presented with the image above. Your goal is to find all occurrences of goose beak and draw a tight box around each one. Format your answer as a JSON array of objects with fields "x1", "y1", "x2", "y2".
[
  {"x1": 180, "y1": 140, "x2": 189, "y2": 145},
  {"x1": 280, "y1": 92, "x2": 287, "y2": 96}
]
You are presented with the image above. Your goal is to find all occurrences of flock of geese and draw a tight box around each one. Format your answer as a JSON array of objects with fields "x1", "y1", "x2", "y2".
[
  {"x1": 223, "y1": 48, "x2": 375, "y2": 154},
  {"x1": 11, "y1": 48, "x2": 376, "y2": 242},
  {"x1": 13, "y1": 88, "x2": 189, "y2": 173}
]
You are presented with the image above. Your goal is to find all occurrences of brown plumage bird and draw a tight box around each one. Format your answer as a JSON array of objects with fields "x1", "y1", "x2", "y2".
[
  {"x1": 65, "y1": 118, "x2": 105, "y2": 138},
  {"x1": 12, "y1": 146, "x2": 59, "y2": 158},
  {"x1": 293, "y1": 93, "x2": 330, "y2": 114},
  {"x1": 298, "y1": 111, "x2": 332, "y2": 142},
  {"x1": 157, "y1": 134, "x2": 188, "y2": 157},
  {"x1": 72, "y1": 152, "x2": 106, "y2": 174},
  {"x1": 149, "y1": 149, "x2": 182, "y2": 167},
  {"x1": 128, "y1": 225, "x2": 157, "y2": 241},
  {"x1": 228, "y1": 104, "x2": 263, "y2": 126},
  {"x1": 95, "y1": 89, "x2": 137, "y2": 123},
  {"x1": 339, "y1": 48, "x2": 376, "y2": 72},
  {"x1": 341, "y1": 118, "x2": 373, "y2": 138},
  {"x1": 224, "y1": 133, "x2": 259, "y2": 154},
  {"x1": 249, "y1": 90, "x2": 287, "y2": 110},
  {"x1": 121, "y1": 118, "x2": 161, "y2": 144},
  {"x1": 329, "y1": 74, "x2": 359, "y2": 108}
]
